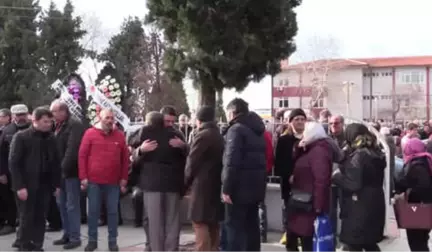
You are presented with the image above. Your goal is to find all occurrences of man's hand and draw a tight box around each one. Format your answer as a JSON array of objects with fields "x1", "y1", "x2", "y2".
[
  {"x1": 0, "y1": 175, "x2": 7, "y2": 185},
  {"x1": 54, "y1": 188, "x2": 60, "y2": 197},
  {"x1": 332, "y1": 169, "x2": 341, "y2": 176},
  {"x1": 81, "y1": 179, "x2": 88, "y2": 191},
  {"x1": 120, "y1": 179, "x2": 127, "y2": 193},
  {"x1": 169, "y1": 137, "x2": 185, "y2": 148},
  {"x1": 222, "y1": 193, "x2": 232, "y2": 204},
  {"x1": 17, "y1": 188, "x2": 28, "y2": 201},
  {"x1": 139, "y1": 140, "x2": 158, "y2": 153},
  {"x1": 392, "y1": 193, "x2": 405, "y2": 204}
]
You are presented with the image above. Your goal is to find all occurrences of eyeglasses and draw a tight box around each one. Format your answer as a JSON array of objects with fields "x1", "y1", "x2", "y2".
[{"x1": 329, "y1": 122, "x2": 341, "y2": 125}]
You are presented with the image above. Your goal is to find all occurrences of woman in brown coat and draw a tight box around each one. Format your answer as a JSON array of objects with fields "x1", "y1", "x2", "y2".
[
  {"x1": 184, "y1": 106, "x2": 225, "y2": 251},
  {"x1": 286, "y1": 122, "x2": 333, "y2": 251}
]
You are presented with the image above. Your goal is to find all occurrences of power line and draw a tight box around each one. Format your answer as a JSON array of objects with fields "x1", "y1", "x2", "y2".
[{"x1": 0, "y1": 6, "x2": 40, "y2": 11}]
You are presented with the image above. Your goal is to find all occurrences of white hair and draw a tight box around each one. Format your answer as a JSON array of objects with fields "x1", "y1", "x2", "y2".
[
  {"x1": 380, "y1": 126, "x2": 390, "y2": 135},
  {"x1": 302, "y1": 121, "x2": 328, "y2": 145}
]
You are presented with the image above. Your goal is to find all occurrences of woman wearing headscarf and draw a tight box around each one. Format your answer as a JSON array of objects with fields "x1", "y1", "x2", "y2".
[
  {"x1": 332, "y1": 123, "x2": 386, "y2": 251},
  {"x1": 395, "y1": 138, "x2": 432, "y2": 251},
  {"x1": 285, "y1": 122, "x2": 333, "y2": 251}
]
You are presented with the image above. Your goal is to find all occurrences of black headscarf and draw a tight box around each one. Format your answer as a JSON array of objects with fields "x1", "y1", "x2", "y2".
[{"x1": 345, "y1": 123, "x2": 377, "y2": 149}]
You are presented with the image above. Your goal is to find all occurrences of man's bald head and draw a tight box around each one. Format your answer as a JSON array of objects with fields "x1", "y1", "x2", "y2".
[
  {"x1": 50, "y1": 99, "x2": 69, "y2": 122},
  {"x1": 329, "y1": 114, "x2": 344, "y2": 135},
  {"x1": 99, "y1": 108, "x2": 115, "y2": 131}
]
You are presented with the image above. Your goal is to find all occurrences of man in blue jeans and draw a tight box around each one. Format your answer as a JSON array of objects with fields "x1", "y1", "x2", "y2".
[
  {"x1": 79, "y1": 109, "x2": 129, "y2": 252},
  {"x1": 51, "y1": 100, "x2": 85, "y2": 250},
  {"x1": 222, "y1": 99, "x2": 267, "y2": 251}
]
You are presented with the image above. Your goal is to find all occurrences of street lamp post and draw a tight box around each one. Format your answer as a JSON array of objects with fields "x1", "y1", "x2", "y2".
[{"x1": 342, "y1": 81, "x2": 355, "y2": 117}]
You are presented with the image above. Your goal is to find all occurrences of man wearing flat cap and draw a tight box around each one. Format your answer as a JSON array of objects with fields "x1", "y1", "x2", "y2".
[{"x1": 0, "y1": 104, "x2": 31, "y2": 239}]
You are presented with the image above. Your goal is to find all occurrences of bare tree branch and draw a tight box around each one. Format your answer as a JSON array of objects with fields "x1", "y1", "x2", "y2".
[{"x1": 293, "y1": 34, "x2": 342, "y2": 110}]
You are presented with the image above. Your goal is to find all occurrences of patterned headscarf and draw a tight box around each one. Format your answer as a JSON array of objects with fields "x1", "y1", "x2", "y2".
[{"x1": 345, "y1": 123, "x2": 378, "y2": 149}]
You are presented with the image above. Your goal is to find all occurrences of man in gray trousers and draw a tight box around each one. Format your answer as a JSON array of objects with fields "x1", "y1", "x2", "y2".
[{"x1": 132, "y1": 109, "x2": 187, "y2": 251}]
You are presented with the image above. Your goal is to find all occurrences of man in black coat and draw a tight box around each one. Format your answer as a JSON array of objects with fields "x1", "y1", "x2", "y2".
[
  {"x1": 50, "y1": 100, "x2": 85, "y2": 250},
  {"x1": 222, "y1": 98, "x2": 267, "y2": 251},
  {"x1": 10, "y1": 107, "x2": 61, "y2": 251},
  {"x1": 0, "y1": 104, "x2": 31, "y2": 237}
]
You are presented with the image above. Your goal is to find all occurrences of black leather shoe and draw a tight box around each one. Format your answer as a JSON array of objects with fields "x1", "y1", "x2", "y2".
[
  {"x1": 53, "y1": 236, "x2": 69, "y2": 246},
  {"x1": 84, "y1": 242, "x2": 97, "y2": 252},
  {"x1": 11, "y1": 240, "x2": 20, "y2": 248},
  {"x1": 46, "y1": 226, "x2": 61, "y2": 232},
  {"x1": 108, "y1": 243, "x2": 119, "y2": 252},
  {"x1": 63, "y1": 241, "x2": 82, "y2": 250}
]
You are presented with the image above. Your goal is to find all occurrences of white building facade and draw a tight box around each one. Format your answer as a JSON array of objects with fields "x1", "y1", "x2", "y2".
[{"x1": 272, "y1": 56, "x2": 432, "y2": 121}]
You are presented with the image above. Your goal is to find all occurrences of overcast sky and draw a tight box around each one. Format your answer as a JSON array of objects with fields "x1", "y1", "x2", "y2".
[{"x1": 41, "y1": 0, "x2": 432, "y2": 110}]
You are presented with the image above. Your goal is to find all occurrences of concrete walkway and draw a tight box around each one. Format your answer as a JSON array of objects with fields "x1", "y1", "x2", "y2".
[{"x1": 0, "y1": 222, "x2": 422, "y2": 251}]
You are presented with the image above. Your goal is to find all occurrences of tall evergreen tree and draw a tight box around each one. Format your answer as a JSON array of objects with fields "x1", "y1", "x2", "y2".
[
  {"x1": 31, "y1": 0, "x2": 86, "y2": 106},
  {"x1": 0, "y1": 0, "x2": 41, "y2": 108},
  {"x1": 39, "y1": 0, "x2": 86, "y2": 82},
  {"x1": 146, "y1": 0, "x2": 301, "y2": 107},
  {"x1": 100, "y1": 16, "x2": 144, "y2": 116},
  {"x1": 215, "y1": 90, "x2": 227, "y2": 122}
]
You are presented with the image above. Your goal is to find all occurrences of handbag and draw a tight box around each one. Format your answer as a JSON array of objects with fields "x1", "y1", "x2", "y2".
[
  {"x1": 393, "y1": 196, "x2": 432, "y2": 229},
  {"x1": 288, "y1": 189, "x2": 313, "y2": 212}
]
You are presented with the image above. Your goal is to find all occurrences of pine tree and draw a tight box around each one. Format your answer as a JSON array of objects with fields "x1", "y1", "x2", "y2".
[
  {"x1": 32, "y1": 0, "x2": 86, "y2": 106},
  {"x1": 146, "y1": 0, "x2": 300, "y2": 107},
  {"x1": 0, "y1": 0, "x2": 41, "y2": 108},
  {"x1": 100, "y1": 16, "x2": 144, "y2": 116}
]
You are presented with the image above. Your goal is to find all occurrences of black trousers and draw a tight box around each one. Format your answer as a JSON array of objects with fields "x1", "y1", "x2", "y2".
[
  {"x1": 0, "y1": 177, "x2": 17, "y2": 226},
  {"x1": 345, "y1": 243, "x2": 380, "y2": 251},
  {"x1": 46, "y1": 194, "x2": 61, "y2": 229},
  {"x1": 286, "y1": 232, "x2": 313, "y2": 251},
  {"x1": 406, "y1": 229, "x2": 430, "y2": 251},
  {"x1": 17, "y1": 185, "x2": 51, "y2": 249}
]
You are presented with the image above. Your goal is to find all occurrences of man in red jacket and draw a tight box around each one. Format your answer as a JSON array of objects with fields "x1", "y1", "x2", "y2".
[{"x1": 78, "y1": 109, "x2": 129, "y2": 252}]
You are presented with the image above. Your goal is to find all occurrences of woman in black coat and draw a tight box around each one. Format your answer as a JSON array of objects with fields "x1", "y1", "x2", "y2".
[
  {"x1": 332, "y1": 123, "x2": 386, "y2": 251},
  {"x1": 395, "y1": 138, "x2": 432, "y2": 251}
]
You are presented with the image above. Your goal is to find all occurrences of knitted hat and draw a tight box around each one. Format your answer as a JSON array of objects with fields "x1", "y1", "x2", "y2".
[
  {"x1": 196, "y1": 106, "x2": 215, "y2": 123},
  {"x1": 288, "y1": 108, "x2": 306, "y2": 122}
]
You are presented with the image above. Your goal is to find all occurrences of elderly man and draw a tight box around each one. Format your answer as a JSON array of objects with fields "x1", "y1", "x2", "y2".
[
  {"x1": 0, "y1": 104, "x2": 31, "y2": 239},
  {"x1": 50, "y1": 100, "x2": 86, "y2": 250},
  {"x1": 132, "y1": 111, "x2": 187, "y2": 251},
  {"x1": 328, "y1": 114, "x2": 346, "y2": 248}
]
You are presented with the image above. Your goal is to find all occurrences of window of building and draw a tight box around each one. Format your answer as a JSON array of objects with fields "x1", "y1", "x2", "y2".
[
  {"x1": 278, "y1": 98, "x2": 289, "y2": 108},
  {"x1": 278, "y1": 80, "x2": 283, "y2": 86},
  {"x1": 283, "y1": 79, "x2": 289, "y2": 86},
  {"x1": 400, "y1": 71, "x2": 425, "y2": 85}
]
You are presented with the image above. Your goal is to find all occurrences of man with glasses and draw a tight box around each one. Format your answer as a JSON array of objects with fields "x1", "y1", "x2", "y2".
[{"x1": 328, "y1": 114, "x2": 346, "y2": 249}]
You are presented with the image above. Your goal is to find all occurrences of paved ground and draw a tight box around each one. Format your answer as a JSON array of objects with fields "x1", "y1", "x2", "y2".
[{"x1": 0, "y1": 220, "x2": 423, "y2": 251}]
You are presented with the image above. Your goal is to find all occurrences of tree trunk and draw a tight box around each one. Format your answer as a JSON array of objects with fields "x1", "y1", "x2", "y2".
[{"x1": 199, "y1": 84, "x2": 216, "y2": 108}]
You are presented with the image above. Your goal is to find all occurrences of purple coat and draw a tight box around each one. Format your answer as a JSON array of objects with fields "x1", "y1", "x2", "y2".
[{"x1": 288, "y1": 139, "x2": 332, "y2": 236}]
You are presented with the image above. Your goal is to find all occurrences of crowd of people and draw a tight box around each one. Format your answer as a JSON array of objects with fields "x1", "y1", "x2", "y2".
[{"x1": 0, "y1": 97, "x2": 431, "y2": 252}]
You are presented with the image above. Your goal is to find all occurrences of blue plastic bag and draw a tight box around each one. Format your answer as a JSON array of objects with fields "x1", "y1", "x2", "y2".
[{"x1": 313, "y1": 214, "x2": 335, "y2": 252}]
